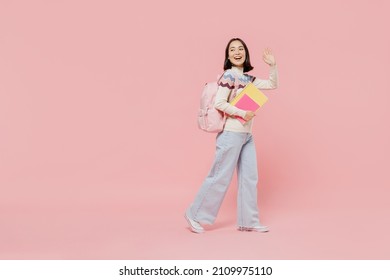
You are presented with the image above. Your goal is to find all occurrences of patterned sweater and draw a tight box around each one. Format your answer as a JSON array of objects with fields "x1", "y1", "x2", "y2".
[{"x1": 214, "y1": 65, "x2": 278, "y2": 133}]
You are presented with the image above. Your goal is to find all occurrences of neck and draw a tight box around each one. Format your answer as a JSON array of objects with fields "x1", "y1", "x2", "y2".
[{"x1": 231, "y1": 66, "x2": 244, "y2": 74}]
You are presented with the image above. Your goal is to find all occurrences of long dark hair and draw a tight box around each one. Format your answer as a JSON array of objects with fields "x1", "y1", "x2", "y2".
[{"x1": 223, "y1": 38, "x2": 254, "y2": 72}]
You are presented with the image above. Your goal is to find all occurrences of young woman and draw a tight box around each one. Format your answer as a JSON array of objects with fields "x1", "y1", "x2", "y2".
[{"x1": 185, "y1": 38, "x2": 278, "y2": 233}]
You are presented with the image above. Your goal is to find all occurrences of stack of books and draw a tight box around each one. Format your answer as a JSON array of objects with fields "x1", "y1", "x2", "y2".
[{"x1": 230, "y1": 83, "x2": 269, "y2": 124}]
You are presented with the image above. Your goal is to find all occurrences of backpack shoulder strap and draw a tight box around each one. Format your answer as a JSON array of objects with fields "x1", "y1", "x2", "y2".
[
  {"x1": 229, "y1": 72, "x2": 240, "y2": 102},
  {"x1": 216, "y1": 70, "x2": 240, "y2": 102}
]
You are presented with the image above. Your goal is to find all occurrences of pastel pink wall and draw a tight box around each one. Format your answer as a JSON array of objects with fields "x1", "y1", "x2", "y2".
[{"x1": 1, "y1": 0, "x2": 389, "y2": 259}]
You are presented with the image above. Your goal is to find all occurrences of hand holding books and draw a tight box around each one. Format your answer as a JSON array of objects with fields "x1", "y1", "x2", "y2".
[{"x1": 244, "y1": 111, "x2": 256, "y2": 122}]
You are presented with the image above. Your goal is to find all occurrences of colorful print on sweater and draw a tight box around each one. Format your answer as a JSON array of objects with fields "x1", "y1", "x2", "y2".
[{"x1": 218, "y1": 69, "x2": 255, "y2": 90}]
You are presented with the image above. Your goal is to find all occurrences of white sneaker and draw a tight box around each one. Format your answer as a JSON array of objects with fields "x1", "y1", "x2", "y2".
[
  {"x1": 184, "y1": 210, "x2": 204, "y2": 233},
  {"x1": 238, "y1": 225, "x2": 269, "y2": 232}
]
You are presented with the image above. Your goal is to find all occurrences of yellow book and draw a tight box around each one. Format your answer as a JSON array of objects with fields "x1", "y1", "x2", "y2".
[{"x1": 230, "y1": 83, "x2": 268, "y2": 123}]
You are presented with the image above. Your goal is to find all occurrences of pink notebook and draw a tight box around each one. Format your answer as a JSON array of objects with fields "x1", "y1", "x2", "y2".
[{"x1": 230, "y1": 83, "x2": 269, "y2": 124}]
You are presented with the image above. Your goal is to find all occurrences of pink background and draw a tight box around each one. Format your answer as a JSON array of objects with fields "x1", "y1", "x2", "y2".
[{"x1": 1, "y1": 0, "x2": 389, "y2": 259}]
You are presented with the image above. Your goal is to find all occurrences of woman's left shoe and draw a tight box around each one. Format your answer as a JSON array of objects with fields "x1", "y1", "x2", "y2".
[
  {"x1": 238, "y1": 225, "x2": 269, "y2": 232},
  {"x1": 184, "y1": 209, "x2": 205, "y2": 233}
]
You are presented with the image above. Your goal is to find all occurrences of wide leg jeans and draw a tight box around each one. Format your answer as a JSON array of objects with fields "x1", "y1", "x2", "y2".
[{"x1": 187, "y1": 130, "x2": 261, "y2": 228}]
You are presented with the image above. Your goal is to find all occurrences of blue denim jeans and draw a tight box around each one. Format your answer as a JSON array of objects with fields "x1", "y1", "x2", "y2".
[{"x1": 187, "y1": 130, "x2": 261, "y2": 228}]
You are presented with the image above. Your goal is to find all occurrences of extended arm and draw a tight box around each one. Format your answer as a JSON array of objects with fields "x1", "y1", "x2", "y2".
[
  {"x1": 253, "y1": 48, "x2": 279, "y2": 90},
  {"x1": 252, "y1": 64, "x2": 278, "y2": 89}
]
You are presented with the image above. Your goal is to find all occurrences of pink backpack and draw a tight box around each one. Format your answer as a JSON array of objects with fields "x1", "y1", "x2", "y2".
[{"x1": 197, "y1": 73, "x2": 239, "y2": 133}]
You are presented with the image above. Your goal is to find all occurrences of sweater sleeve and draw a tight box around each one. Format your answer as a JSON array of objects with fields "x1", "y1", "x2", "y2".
[
  {"x1": 252, "y1": 64, "x2": 279, "y2": 90},
  {"x1": 214, "y1": 70, "x2": 246, "y2": 118}
]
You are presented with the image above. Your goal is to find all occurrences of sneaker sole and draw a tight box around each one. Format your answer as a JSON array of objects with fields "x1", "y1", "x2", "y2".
[{"x1": 238, "y1": 227, "x2": 269, "y2": 233}]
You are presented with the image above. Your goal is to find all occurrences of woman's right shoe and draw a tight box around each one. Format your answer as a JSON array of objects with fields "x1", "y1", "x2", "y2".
[{"x1": 184, "y1": 210, "x2": 204, "y2": 233}]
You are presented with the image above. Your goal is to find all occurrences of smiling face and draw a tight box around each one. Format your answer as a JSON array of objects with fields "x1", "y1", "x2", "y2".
[{"x1": 228, "y1": 40, "x2": 246, "y2": 67}]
